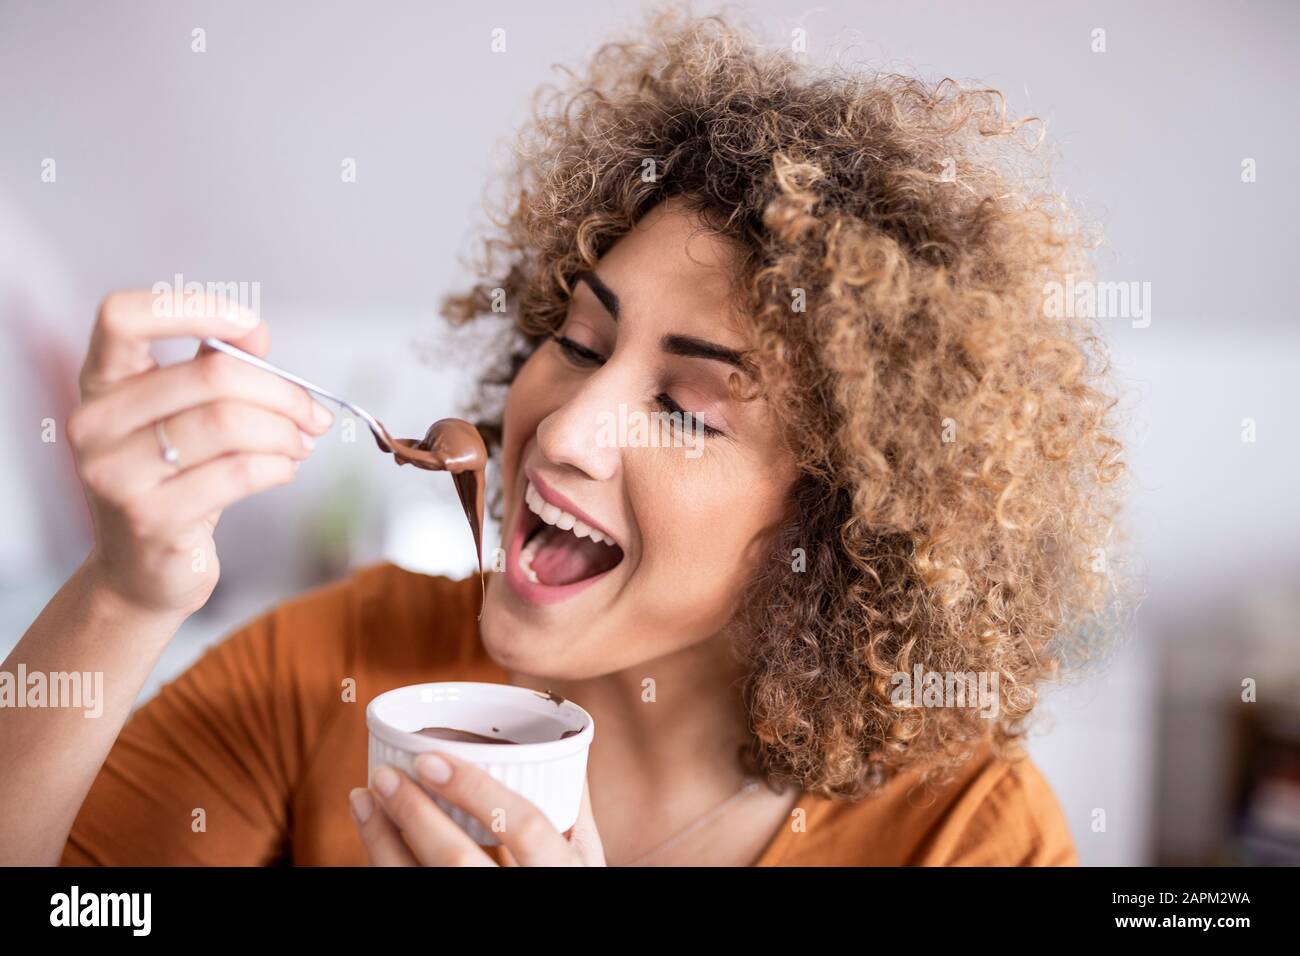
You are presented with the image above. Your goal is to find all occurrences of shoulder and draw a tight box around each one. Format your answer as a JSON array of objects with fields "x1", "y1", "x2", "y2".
[
  {"x1": 340, "y1": 564, "x2": 497, "y2": 686},
  {"x1": 775, "y1": 741, "x2": 1078, "y2": 866},
  {"x1": 253, "y1": 562, "x2": 489, "y2": 682},
  {"x1": 933, "y1": 747, "x2": 1078, "y2": 866},
  {"x1": 271, "y1": 560, "x2": 478, "y2": 639},
  {"x1": 160, "y1": 564, "x2": 489, "y2": 719}
]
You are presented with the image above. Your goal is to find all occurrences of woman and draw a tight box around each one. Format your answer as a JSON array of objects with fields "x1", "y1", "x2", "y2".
[{"x1": 1, "y1": 12, "x2": 1123, "y2": 866}]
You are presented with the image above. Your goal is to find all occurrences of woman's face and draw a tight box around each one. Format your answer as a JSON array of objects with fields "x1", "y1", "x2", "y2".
[{"x1": 479, "y1": 200, "x2": 797, "y2": 679}]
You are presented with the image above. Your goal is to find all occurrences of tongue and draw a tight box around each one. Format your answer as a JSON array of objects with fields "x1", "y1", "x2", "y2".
[{"x1": 530, "y1": 524, "x2": 622, "y2": 586}]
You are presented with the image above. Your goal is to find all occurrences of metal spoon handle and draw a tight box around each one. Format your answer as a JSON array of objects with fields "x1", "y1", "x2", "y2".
[{"x1": 199, "y1": 337, "x2": 390, "y2": 446}]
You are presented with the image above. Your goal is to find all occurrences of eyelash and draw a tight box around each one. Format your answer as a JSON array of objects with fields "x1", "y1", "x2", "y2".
[
  {"x1": 551, "y1": 333, "x2": 603, "y2": 366},
  {"x1": 549, "y1": 333, "x2": 726, "y2": 438}
]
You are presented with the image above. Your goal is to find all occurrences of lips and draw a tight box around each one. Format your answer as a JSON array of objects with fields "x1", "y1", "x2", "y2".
[{"x1": 503, "y1": 470, "x2": 626, "y2": 606}]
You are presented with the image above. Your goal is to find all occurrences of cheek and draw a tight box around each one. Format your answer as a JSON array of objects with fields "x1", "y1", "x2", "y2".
[
  {"x1": 500, "y1": 353, "x2": 551, "y2": 477},
  {"x1": 631, "y1": 489, "x2": 766, "y2": 639},
  {"x1": 631, "y1": 455, "x2": 781, "y2": 593}
]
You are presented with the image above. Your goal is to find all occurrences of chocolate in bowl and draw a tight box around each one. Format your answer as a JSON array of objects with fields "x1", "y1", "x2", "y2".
[
  {"x1": 366, "y1": 682, "x2": 595, "y2": 845},
  {"x1": 415, "y1": 725, "x2": 583, "y2": 745}
]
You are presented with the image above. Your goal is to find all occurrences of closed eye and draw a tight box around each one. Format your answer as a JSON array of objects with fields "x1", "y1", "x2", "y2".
[
  {"x1": 550, "y1": 333, "x2": 727, "y2": 440},
  {"x1": 656, "y1": 392, "x2": 725, "y2": 438},
  {"x1": 551, "y1": 333, "x2": 604, "y2": 366}
]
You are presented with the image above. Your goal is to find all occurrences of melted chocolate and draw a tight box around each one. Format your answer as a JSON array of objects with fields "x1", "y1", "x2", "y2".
[
  {"x1": 416, "y1": 726, "x2": 518, "y2": 745},
  {"x1": 537, "y1": 689, "x2": 567, "y2": 707},
  {"x1": 415, "y1": 725, "x2": 583, "y2": 744},
  {"x1": 372, "y1": 418, "x2": 488, "y2": 616}
]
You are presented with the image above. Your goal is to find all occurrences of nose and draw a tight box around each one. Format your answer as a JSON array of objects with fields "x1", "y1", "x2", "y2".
[{"x1": 535, "y1": 372, "x2": 622, "y2": 482}]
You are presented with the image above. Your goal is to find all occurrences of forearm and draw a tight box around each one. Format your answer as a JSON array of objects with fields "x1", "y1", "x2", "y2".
[{"x1": 0, "y1": 558, "x2": 186, "y2": 865}]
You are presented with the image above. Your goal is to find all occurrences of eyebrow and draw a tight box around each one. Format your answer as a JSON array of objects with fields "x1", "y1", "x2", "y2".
[
  {"x1": 574, "y1": 270, "x2": 746, "y2": 370},
  {"x1": 574, "y1": 271, "x2": 619, "y2": 319},
  {"x1": 661, "y1": 334, "x2": 746, "y2": 370}
]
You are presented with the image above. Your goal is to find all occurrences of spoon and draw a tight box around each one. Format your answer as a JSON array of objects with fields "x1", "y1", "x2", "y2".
[
  {"x1": 199, "y1": 336, "x2": 404, "y2": 457},
  {"x1": 198, "y1": 334, "x2": 486, "y2": 485},
  {"x1": 199, "y1": 335, "x2": 489, "y2": 613}
]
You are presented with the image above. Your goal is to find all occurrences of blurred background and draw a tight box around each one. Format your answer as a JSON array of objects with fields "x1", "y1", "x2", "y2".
[{"x1": 1, "y1": 0, "x2": 1297, "y2": 865}]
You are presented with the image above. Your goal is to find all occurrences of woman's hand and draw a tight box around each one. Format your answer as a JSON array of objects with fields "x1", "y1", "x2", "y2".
[
  {"x1": 349, "y1": 751, "x2": 606, "y2": 866},
  {"x1": 68, "y1": 290, "x2": 335, "y2": 618}
]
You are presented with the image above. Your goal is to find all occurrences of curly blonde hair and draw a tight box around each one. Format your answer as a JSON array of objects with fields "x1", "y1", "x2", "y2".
[{"x1": 443, "y1": 8, "x2": 1127, "y2": 800}]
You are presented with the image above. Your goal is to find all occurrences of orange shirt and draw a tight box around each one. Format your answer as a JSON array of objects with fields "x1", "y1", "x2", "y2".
[{"x1": 61, "y1": 563, "x2": 1078, "y2": 866}]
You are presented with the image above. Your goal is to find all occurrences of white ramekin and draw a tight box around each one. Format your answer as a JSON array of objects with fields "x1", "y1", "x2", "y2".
[{"x1": 366, "y1": 681, "x2": 595, "y2": 845}]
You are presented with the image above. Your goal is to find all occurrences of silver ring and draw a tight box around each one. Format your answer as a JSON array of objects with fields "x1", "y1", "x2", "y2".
[{"x1": 155, "y1": 418, "x2": 180, "y2": 467}]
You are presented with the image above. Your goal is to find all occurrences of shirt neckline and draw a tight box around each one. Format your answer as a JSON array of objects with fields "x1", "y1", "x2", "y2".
[{"x1": 753, "y1": 788, "x2": 818, "y2": 866}]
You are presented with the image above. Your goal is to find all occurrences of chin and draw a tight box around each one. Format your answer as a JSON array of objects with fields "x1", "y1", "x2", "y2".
[{"x1": 477, "y1": 586, "x2": 600, "y2": 679}]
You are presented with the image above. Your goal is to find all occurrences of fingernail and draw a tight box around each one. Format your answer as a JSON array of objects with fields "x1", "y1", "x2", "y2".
[
  {"x1": 349, "y1": 787, "x2": 373, "y2": 825},
  {"x1": 300, "y1": 431, "x2": 316, "y2": 452},
  {"x1": 414, "y1": 752, "x2": 453, "y2": 785},
  {"x1": 311, "y1": 401, "x2": 334, "y2": 429},
  {"x1": 291, "y1": 459, "x2": 301, "y2": 472},
  {"x1": 223, "y1": 305, "x2": 260, "y2": 328},
  {"x1": 373, "y1": 766, "x2": 400, "y2": 797}
]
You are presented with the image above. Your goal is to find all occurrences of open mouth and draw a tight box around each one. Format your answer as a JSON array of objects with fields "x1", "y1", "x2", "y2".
[{"x1": 516, "y1": 480, "x2": 625, "y2": 588}]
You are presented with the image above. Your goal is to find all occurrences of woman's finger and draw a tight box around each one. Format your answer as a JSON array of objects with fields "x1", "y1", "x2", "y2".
[
  {"x1": 349, "y1": 788, "x2": 418, "y2": 866},
  {"x1": 68, "y1": 349, "x2": 334, "y2": 454},
  {"x1": 172, "y1": 328, "x2": 275, "y2": 535},
  {"x1": 565, "y1": 777, "x2": 606, "y2": 866},
  {"x1": 368, "y1": 766, "x2": 496, "y2": 867},
  {"x1": 81, "y1": 289, "x2": 265, "y2": 396},
  {"x1": 409, "y1": 751, "x2": 577, "y2": 866},
  {"x1": 122, "y1": 453, "x2": 298, "y2": 540},
  {"x1": 195, "y1": 319, "x2": 270, "y2": 361},
  {"x1": 80, "y1": 401, "x2": 315, "y2": 499}
]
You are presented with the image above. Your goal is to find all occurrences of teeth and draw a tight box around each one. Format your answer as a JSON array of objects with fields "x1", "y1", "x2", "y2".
[
  {"x1": 522, "y1": 481, "x2": 617, "y2": 547},
  {"x1": 518, "y1": 528, "x2": 542, "y2": 583}
]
